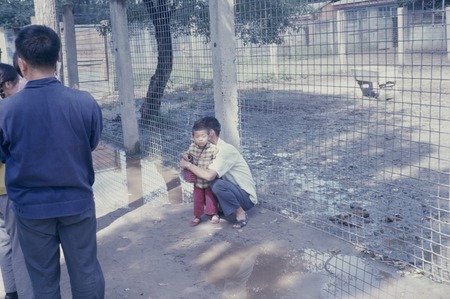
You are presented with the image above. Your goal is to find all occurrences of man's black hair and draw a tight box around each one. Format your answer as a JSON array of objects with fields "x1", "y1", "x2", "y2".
[
  {"x1": 201, "y1": 116, "x2": 221, "y2": 137},
  {"x1": 15, "y1": 25, "x2": 60, "y2": 68}
]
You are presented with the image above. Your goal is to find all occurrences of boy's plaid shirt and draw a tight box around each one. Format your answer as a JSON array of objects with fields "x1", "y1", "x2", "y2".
[{"x1": 187, "y1": 142, "x2": 218, "y2": 188}]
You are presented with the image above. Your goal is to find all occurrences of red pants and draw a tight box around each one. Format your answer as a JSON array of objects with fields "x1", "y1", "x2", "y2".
[{"x1": 193, "y1": 187, "x2": 218, "y2": 218}]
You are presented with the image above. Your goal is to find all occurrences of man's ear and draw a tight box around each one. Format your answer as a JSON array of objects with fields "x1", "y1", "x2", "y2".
[
  {"x1": 18, "y1": 57, "x2": 27, "y2": 78},
  {"x1": 4, "y1": 81, "x2": 13, "y2": 89}
]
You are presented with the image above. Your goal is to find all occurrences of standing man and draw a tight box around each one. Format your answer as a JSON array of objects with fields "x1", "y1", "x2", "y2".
[
  {"x1": 180, "y1": 117, "x2": 257, "y2": 229},
  {"x1": 0, "y1": 25, "x2": 105, "y2": 298}
]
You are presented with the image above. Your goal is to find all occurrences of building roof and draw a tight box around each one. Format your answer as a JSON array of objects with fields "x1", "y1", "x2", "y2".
[{"x1": 309, "y1": 1, "x2": 331, "y2": 11}]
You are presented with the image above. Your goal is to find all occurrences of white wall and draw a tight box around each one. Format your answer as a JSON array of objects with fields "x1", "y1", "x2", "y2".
[
  {"x1": 0, "y1": 28, "x2": 15, "y2": 64},
  {"x1": 409, "y1": 24, "x2": 446, "y2": 52}
]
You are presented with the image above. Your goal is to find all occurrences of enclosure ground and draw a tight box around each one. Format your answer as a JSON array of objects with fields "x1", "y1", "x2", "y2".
[
  {"x1": 1, "y1": 201, "x2": 449, "y2": 298},
  {"x1": 55, "y1": 202, "x2": 450, "y2": 298}
]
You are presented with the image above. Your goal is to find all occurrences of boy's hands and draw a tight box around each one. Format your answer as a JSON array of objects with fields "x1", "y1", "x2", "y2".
[{"x1": 179, "y1": 158, "x2": 191, "y2": 169}]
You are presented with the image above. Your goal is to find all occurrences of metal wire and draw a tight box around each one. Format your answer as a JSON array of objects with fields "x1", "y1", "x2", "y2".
[{"x1": 64, "y1": 0, "x2": 450, "y2": 291}]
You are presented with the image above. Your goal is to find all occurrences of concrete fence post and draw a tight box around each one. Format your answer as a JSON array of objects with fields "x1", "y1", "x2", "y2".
[
  {"x1": 209, "y1": 0, "x2": 240, "y2": 149},
  {"x1": 62, "y1": 4, "x2": 79, "y2": 88},
  {"x1": 336, "y1": 10, "x2": 347, "y2": 66},
  {"x1": 446, "y1": 7, "x2": 450, "y2": 61},
  {"x1": 109, "y1": 0, "x2": 140, "y2": 155},
  {"x1": 397, "y1": 7, "x2": 405, "y2": 65}
]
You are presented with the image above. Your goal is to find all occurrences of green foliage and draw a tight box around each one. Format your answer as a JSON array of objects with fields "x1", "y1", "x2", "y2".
[
  {"x1": 160, "y1": 0, "x2": 450, "y2": 45},
  {"x1": 0, "y1": 0, "x2": 34, "y2": 29},
  {"x1": 60, "y1": 0, "x2": 74, "y2": 5},
  {"x1": 70, "y1": 0, "x2": 110, "y2": 25},
  {"x1": 170, "y1": 0, "x2": 210, "y2": 38},
  {"x1": 160, "y1": 0, "x2": 314, "y2": 45},
  {"x1": 0, "y1": 0, "x2": 114, "y2": 29},
  {"x1": 235, "y1": 0, "x2": 313, "y2": 45},
  {"x1": 397, "y1": 0, "x2": 450, "y2": 8}
]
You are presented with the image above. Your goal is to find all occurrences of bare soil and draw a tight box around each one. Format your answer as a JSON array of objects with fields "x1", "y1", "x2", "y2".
[{"x1": 55, "y1": 202, "x2": 450, "y2": 299}]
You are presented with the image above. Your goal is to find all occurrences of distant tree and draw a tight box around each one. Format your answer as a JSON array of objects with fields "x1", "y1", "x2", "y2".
[
  {"x1": 34, "y1": 0, "x2": 58, "y2": 30},
  {"x1": 70, "y1": 0, "x2": 110, "y2": 24},
  {"x1": 139, "y1": 0, "x2": 174, "y2": 120},
  {"x1": 0, "y1": 0, "x2": 110, "y2": 29},
  {"x1": 234, "y1": 0, "x2": 310, "y2": 45},
  {"x1": 398, "y1": 0, "x2": 450, "y2": 8},
  {"x1": 139, "y1": 0, "x2": 312, "y2": 120},
  {"x1": 0, "y1": 0, "x2": 34, "y2": 29}
]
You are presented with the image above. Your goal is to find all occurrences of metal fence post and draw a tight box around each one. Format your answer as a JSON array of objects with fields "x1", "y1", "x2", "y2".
[{"x1": 209, "y1": 0, "x2": 240, "y2": 149}]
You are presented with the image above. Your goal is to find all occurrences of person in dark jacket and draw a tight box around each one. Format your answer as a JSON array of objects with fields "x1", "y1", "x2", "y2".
[
  {"x1": 0, "y1": 25, "x2": 105, "y2": 299},
  {"x1": 0, "y1": 63, "x2": 33, "y2": 299}
]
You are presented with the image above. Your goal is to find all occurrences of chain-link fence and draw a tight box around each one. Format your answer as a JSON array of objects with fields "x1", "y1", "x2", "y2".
[{"x1": 62, "y1": 0, "x2": 450, "y2": 293}]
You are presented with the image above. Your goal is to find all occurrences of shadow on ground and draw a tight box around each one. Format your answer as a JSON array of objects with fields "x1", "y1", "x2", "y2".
[{"x1": 55, "y1": 203, "x2": 450, "y2": 299}]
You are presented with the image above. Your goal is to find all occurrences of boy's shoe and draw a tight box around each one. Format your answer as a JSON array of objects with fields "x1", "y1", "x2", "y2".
[
  {"x1": 210, "y1": 215, "x2": 220, "y2": 224},
  {"x1": 190, "y1": 217, "x2": 201, "y2": 227},
  {"x1": 233, "y1": 213, "x2": 248, "y2": 229}
]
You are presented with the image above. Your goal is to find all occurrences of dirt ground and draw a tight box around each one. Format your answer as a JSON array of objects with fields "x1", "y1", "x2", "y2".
[
  {"x1": 96, "y1": 53, "x2": 450, "y2": 276},
  {"x1": 1, "y1": 201, "x2": 450, "y2": 298},
  {"x1": 84, "y1": 79, "x2": 450, "y2": 297},
  {"x1": 53, "y1": 201, "x2": 450, "y2": 298},
  {"x1": 60, "y1": 202, "x2": 450, "y2": 299}
]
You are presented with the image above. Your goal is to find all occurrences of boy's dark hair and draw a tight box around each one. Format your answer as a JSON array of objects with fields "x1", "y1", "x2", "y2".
[
  {"x1": 201, "y1": 116, "x2": 221, "y2": 137},
  {"x1": 0, "y1": 63, "x2": 20, "y2": 99},
  {"x1": 15, "y1": 25, "x2": 61, "y2": 68},
  {"x1": 192, "y1": 119, "x2": 210, "y2": 135}
]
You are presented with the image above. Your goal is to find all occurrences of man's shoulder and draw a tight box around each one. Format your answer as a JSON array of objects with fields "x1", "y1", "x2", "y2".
[
  {"x1": 206, "y1": 142, "x2": 218, "y2": 149},
  {"x1": 63, "y1": 85, "x2": 94, "y2": 99},
  {"x1": 217, "y1": 139, "x2": 238, "y2": 152},
  {"x1": 63, "y1": 87, "x2": 99, "y2": 109},
  {"x1": 0, "y1": 93, "x2": 21, "y2": 111}
]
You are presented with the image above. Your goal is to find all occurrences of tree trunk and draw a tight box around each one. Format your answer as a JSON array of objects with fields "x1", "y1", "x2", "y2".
[
  {"x1": 140, "y1": 0, "x2": 174, "y2": 120},
  {"x1": 33, "y1": 0, "x2": 58, "y2": 29},
  {"x1": 33, "y1": 0, "x2": 64, "y2": 83},
  {"x1": 63, "y1": 4, "x2": 79, "y2": 88}
]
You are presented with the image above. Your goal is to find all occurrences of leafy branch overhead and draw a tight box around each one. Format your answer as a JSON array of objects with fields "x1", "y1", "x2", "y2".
[
  {"x1": 137, "y1": 0, "x2": 317, "y2": 119},
  {"x1": 0, "y1": 0, "x2": 34, "y2": 29},
  {"x1": 1, "y1": 0, "x2": 383, "y2": 121},
  {"x1": 234, "y1": 0, "x2": 316, "y2": 45},
  {"x1": 170, "y1": 0, "x2": 317, "y2": 45}
]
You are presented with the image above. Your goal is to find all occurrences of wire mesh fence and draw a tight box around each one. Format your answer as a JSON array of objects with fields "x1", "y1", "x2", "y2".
[{"x1": 62, "y1": 0, "x2": 450, "y2": 293}]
